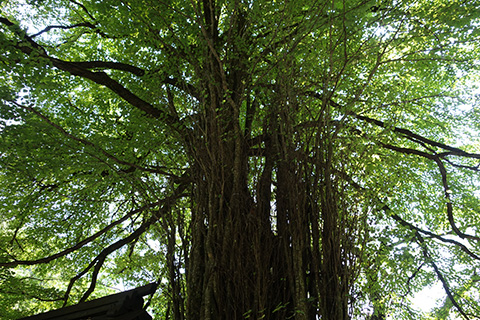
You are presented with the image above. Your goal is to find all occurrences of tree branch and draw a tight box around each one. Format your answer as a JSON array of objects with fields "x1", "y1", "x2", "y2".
[
  {"x1": 379, "y1": 141, "x2": 480, "y2": 242},
  {"x1": 50, "y1": 58, "x2": 168, "y2": 118},
  {"x1": 78, "y1": 217, "x2": 150, "y2": 303},
  {"x1": 11, "y1": 101, "x2": 177, "y2": 176},
  {"x1": 415, "y1": 231, "x2": 471, "y2": 320},
  {"x1": 0, "y1": 16, "x2": 175, "y2": 122},
  {"x1": 433, "y1": 157, "x2": 480, "y2": 242},
  {"x1": 304, "y1": 95, "x2": 480, "y2": 159},
  {"x1": 339, "y1": 161, "x2": 479, "y2": 318},
  {"x1": 0, "y1": 201, "x2": 163, "y2": 268},
  {"x1": 68, "y1": 60, "x2": 145, "y2": 76},
  {"x1": 389, "y1": 211, "x2": 480, "y2": 260},
  {"x1": 69, "y1": 0, "x2": 96, "y2": 21},
  {"x1": 325, "y1": 98, "x2": 480, "y2": 242},
  {"x1": 350, "y1": 110, "x2": 480, "y2": 159},
  {"x1": 30, "y1": 22, "x2": 98, "y2": 38},
  {"x1": 64, "y1": 175, "x2": 190, "y2": 303}
]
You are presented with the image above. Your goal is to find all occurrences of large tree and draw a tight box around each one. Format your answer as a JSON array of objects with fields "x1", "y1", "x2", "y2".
[{"x1": 1, "y1": 0, "x2": 480, "y2": 319}]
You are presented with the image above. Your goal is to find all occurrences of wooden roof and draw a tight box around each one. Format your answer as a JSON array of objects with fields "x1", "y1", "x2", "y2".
[{"x1": 17, "y1": 283, "x2": 157, "y2": 320}]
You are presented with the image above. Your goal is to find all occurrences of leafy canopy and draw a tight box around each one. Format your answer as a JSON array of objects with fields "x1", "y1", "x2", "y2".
[{"x1": 1, "y1": 0, "x2": 480, "y2": 319}]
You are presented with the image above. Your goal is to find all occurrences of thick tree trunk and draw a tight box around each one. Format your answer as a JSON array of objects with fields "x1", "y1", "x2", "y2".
[
  {"x1": 185, "y1": 117, "x2": 353, "y2": 319},
  {"x1": 184, "y1": 3, "x2": 354, "y2": 319},
  {"x1": 321, "y1": 181, "x2": 349, "y2": 320}
]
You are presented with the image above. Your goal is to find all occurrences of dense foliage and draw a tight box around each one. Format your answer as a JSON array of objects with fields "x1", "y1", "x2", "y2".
[{"x1": 1, "y1": 0, "x2": 480, "y2": 319}]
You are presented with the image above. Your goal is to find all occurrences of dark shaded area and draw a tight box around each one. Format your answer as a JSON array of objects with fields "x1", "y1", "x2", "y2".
[{"x1": 17, "y1": 283, "x2": 157, "y2": 320}]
